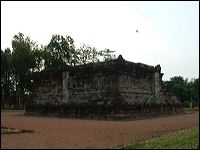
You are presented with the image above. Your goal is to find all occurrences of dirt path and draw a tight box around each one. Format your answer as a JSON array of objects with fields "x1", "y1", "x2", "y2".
[{"x1": 1, "y1": 111, "x2": 199, "y2": 149}]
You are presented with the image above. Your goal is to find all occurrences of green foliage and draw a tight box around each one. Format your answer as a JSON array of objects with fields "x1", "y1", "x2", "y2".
[
  {"x1": 1, "y1": 48, "x2": 13, "y2": 106},
  {"x1": 120, "y1": 126, "x2": 199, "y2": 149},
  {"x1": 1, "y1": 33, "x2": 39, "y2": 108},
  {"x1": 163, "y1": 76, "x2": 199, "y2": 107},
  {"x1": 32, "y1": 48, "x2": 44, "y2": 72},
  {"x1": 77, "y1": 43, "x2": 100, "y2": 64},
  {"x1": 1, "y1": 32, "x2": 117, "y2": 108},
  {"x1": 11, "y1": 33, "x2": 37, "y2": 96},
  {"x1": 44, "y1": 34, "x2": 77, "y2": 69},
  {"x1": 77, "y1": 44, "x2": 116, "y2": 64},
  {"x1": 99, "y1": 48, "x2": 116, "y2": 61}
]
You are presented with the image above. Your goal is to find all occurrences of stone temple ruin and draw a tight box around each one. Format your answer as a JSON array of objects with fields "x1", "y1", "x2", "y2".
[{"x1": 26, "y1": 55, "x2": 182, "y2": 120}]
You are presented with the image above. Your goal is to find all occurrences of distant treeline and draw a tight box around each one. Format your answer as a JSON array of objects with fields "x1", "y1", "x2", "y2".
[
  {"x1": 1, "y1": 33, "x2": 199, "y2": 109},
  {"x1": 163, "y1": 76, "x2": 199, "y2": 107}
]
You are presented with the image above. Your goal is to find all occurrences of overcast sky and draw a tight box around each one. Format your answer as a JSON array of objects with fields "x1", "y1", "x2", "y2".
[{"x1": 1, "y1": 1, "x2": 199, "y2": 80}]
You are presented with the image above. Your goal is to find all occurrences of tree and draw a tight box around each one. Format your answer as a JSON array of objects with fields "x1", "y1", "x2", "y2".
[
  {"x1": 99, "y1": 48, "x2": 116, "y2": 61},
  {"x1": 164, "y1": 76, "x2": 189, "y2": 102},
  {"x1": 77, "y1": 44, "x2": 98, "y2": 64},
  {"x1": 1, "y1": 32, "x2": 118, "y2": 108},
  {"x1": 11, "y1": 33, "x2": 37, "y2": 107},
  {"x1": 77, "y1": 44, "x2": 116, "y2": 64},
  {"x1": 32, "y1": 47, "x2": 44, "y2": 72},
  {"x1": 194, "y1": 78, "x2": 199, "y2": 106},
  {"x1": 188, "y1": 78, "x2": 199, "y2": 107},
  {"x1": 1, "y1": 48, "x2": 13, "y2": 107},
  {"x1": 89, "y1": 46, "x2": 99, "y2": 63},
  {"x1": 44, "y1": 34, "x2": 77, "y2": 69},
  {"x1": 164, "y1": 76, "x2": 199, "y2": 107}
]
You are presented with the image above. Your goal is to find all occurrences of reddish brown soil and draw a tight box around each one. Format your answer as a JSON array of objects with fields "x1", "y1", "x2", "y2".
[{"x1": 1, "y1": 111, "x2": 199, "y2": 149}]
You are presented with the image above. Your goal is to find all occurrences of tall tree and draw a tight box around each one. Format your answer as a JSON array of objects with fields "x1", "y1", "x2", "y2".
[
  {"x1": 1, "y1": 48, "x2": 13, "y2": 107},
  {"x1": 11, "y1": 32, "x2": 37, "y2": 106},
  {"x1": 44, "y1": 34, "x2": 77, "y2": 69}
]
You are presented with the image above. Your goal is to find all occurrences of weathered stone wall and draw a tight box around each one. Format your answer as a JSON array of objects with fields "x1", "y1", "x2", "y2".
[
  {"x1": 62, "y1": 72, "x2": 70, "y2": 103},
  {"x1": 69, "y1": 73, "x2": 119, "y2": 105},
  {"x1": 118, "y1": 73, "x2": 154, "y2": 105},
  {"x1": 33, "y1": 72, "x2": 63, "y2": 105},
  {"x1": 27, "y1": 55, "x2": 182, "y2": 119}
]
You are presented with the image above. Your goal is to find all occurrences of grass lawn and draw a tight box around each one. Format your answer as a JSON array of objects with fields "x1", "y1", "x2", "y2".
[{"x1": 120, "y1": 126, "x2": 199, "y2": 149}]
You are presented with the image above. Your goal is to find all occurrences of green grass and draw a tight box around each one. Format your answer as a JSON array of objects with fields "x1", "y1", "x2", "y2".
[{"x1": 120, "y1": 126, "x2": 199, "y2": 149}]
